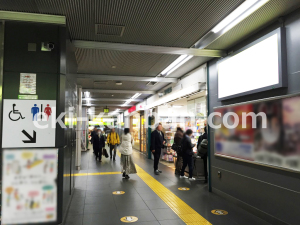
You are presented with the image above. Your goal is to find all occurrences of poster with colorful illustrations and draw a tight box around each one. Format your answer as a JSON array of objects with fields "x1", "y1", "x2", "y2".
[{"x1": 2, "y1": 149, "x2": 58, "y2": 224}]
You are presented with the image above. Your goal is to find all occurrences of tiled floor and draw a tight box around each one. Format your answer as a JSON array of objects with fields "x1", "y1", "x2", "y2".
[{"x1": 63, "y1": 146, "x2": 270, "y2": 225}]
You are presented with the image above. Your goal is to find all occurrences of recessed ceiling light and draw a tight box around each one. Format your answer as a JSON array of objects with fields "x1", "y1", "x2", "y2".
[
  {"x1": 112, "y1": 65, "x2": 117, "y2": 69},
  {"x1": 112, "y1": 95, "x2": 114, "y2": 96},
  {"x1": 116, "y1": 82, "x2": 122, "y2": 85}
]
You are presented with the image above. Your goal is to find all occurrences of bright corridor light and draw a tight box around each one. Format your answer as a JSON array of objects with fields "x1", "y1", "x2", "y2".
[
  {"x1": 131, "y1": 93, "x2": 141, "y2": 99},
  {"x1": 160, "y1": 55, "x2": 193, "y2": 76},
  {"x1": 212, "y1": 0, "x2": 269, "y2": 33},
  {"x1": 84, "y1": 91, "x2": 90, "y2": 98}
]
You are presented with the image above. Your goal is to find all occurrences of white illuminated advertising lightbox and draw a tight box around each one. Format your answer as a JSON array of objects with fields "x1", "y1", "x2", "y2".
[{"x1": 218, "y1": 28, "x2": 286, "y2": 100}]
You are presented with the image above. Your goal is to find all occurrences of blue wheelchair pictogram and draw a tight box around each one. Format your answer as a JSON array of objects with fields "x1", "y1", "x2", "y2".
[{"x1": 9, "y1": 104, "x2": 25, "y2": 121}]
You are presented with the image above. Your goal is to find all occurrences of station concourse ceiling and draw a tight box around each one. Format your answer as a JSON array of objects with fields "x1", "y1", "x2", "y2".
[{"x1": 1, "y1": 0, "x2": 300, "y2": 114}]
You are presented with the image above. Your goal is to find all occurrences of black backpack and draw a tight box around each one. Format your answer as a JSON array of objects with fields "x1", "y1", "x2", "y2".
[{"x1": 172, "y1": 143, "x2": 182, "y2": 155}]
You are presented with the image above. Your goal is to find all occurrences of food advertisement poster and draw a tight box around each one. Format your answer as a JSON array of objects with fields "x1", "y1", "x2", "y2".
[{"x1": 2, "y1": 149, "x2": 58, "y2": 224}]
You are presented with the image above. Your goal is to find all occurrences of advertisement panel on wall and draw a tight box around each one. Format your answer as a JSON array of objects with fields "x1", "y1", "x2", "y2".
[
  {"x1": 2, "y1": 149, "x2": 58, "y2": 224},
  {"x1": 214, "y1": 94, "x2": 300, "y2": 172}
]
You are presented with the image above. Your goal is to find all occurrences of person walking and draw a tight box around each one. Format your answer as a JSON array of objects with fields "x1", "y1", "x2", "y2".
[
  {"x1": 151, "y1": 124, "x2": 166, "y2": 175},
  {"x1": 197, "y1": 126, "x2": 208, "y2": 183},
  {"x1": 173, "y1": 127, "x2": 184, "y2": 175},
  {"x1": 91, "y1": 127, "x2": 97, "y2": 154},
  {"x1": 93, "y1": 129, "x2": 105, "y2": 162},
  {"x1": 107, "y1": 128, "x2": 120, "y2": 161},
  {"x1": 180, "y1": 129, "x2": 196, "y2": 181},
  {"x1": 119, "y1": 128, "x2": 137, "y2": 179}
]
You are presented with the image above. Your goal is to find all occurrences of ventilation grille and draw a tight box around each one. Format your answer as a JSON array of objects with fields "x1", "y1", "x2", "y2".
[
  {"x1": 146, "y1": 81, "x2": 158, "y2": 86},
  {"x1": 95, "y1": 24, "x2": 125, "y2": 37}
]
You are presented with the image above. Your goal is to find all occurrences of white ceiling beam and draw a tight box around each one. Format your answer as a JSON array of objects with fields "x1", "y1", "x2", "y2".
[
  {"x1": 76, "y1": 74, "x2": 178, "y2": 83},
  {"x1": 82, "y1": 98, "x2": 143, "y2": 102},
  {"x1": 83, "y1": 89, "x2": 155, "y2": 94},
  {"x1": 73, "y1": 40, "x2": 226, "y2": 57},
  {"x1": 0, "y1": 11, "x2": 66, "y2": 24}
]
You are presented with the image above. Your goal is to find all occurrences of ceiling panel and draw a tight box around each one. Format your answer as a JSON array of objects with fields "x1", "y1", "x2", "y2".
[
  {"x1": 75, "y1": 48, "x2": 178, "y2": 76},
  {"x1": 205, "y1": 0, "x2": 300, "y2": 50}
]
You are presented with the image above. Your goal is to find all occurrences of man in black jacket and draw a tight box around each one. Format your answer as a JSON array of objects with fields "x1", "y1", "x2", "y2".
[
  {"x1": 197, "y1": 127, "x2": 208, "y2": 183},
  {"x1": 93, "y1": 129, "x2": 105, "y2": 162},
  {"x1": 180, "y1": 129, "x2": 196, "y2": 180},
  {"x1": 151, "y1": 124, "x2": 166, "y2": 175}
]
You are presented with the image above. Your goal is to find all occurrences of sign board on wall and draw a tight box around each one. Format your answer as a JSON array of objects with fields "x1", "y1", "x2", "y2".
[
  {"x1": 128, "y1": 106, "x2": 136, "y2": 113},
  {"x1": 2, "y1": 100, "x2": 56, "y2": 148},
  {"x1": 19, "y1": 73, "x2": 36, "y2": 94},
  {"x1": 2, "y1": 149, "x2": 58, "y2": 224}
]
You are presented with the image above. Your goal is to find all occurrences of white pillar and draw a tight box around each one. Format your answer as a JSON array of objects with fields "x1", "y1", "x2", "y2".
[{"x1": 76, "y1": 86, "x2": 82, "y2": 170}]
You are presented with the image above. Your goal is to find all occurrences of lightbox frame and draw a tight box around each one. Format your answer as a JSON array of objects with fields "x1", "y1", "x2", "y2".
[
  {"x1": 217, "y1": 27, "x2": 287, "y2": 101},
  {"x1": 213, "y1": 91, "x2": 300, "y2": 174}
]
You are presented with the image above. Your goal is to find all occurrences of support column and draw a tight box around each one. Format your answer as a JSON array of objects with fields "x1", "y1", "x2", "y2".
[{"x1": 76, "y1": 86, "x2": 82, "y2": 170}]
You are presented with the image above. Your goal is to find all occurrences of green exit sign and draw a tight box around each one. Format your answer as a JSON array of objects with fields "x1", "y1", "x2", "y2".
[{"x1": 104, "y1": 108, "x2": 109, "y2": 113}]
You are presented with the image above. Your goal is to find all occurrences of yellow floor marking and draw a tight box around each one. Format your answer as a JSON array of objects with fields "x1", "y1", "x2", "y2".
[
  {"x1": 64, "y1": 172, "x2": 121, "y2": 177},
  {"x1": 135, "y1": 164, "x2": 212, "y2": 225}
]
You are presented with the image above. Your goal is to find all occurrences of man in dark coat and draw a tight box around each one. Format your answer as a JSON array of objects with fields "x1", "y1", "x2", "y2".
[
  {"x1": 197, "y1": 126, "x2": 208, "y2": 183},
  {"x1": 151, "y1": 124, "x2": 166, "y2": 175},
  {"x1": 93, "y1": 129, "x2": 105, "y2": 162},
  {"x1": 180, "y1": 129, "x2": 196, "y2": 180}
]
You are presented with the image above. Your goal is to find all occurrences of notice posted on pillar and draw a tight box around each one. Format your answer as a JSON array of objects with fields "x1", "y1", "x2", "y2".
[
  {"x1": 2, "y1": 149, "x2": 58, "y2": 224},
  {"x1": 2, "y1": 99, "x2": 56, "y2": 148}
]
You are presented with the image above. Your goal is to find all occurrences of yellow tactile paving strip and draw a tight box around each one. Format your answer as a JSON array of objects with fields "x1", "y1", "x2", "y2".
[
  {"x1": 64, "y1": 172, "x2": 121, "y2": 177},
  {"x1": 135, "y1": 164, "x2": 212, "y2": 225}
]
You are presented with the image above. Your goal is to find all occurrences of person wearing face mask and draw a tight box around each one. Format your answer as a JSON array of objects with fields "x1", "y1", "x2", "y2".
[
  {"x1": 180, "y1": 129, "x2": 196, "y2": 180},
  {"x1": 93, "y1": 128, "x2": 105, "y2": 162}
]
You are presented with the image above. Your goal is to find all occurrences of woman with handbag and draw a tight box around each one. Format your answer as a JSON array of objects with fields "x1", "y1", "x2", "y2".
[
  {"x1": 197, "y1": 126, "x2": 208, "y2": 183},
  {"x1": 119, "y1": 128, "x2": 137, "y2": 179}
]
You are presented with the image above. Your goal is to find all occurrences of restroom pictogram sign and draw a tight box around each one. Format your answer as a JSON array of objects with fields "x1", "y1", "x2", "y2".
[{"x1": 2, "y1": 99, "x2": 56, "y2": 148}]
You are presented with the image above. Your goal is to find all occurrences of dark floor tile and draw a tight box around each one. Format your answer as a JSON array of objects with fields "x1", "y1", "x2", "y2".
[
  {"x1": 113, "y1": 193, "x2": 143, "y2": 203},
  {"x1": 140, "y1": 193, "x2": 161, "y2": 201},
  {"x1": 116, "y1": 200, "x2": 149, "y2": 211},
  {"x1": 144, "y1": 199, "x2": 169, "y2": 210},
  {"x1": 68, "y1": 204, "x2": 84, "y2": 215},
  {"x1": 84, "y1": 202, "x2": 117, "y2": 214},
  {"x1": 158, "y1": 219, "x2": 185, "y2": 225},
  {"x1": 151, "y1": 209, "x2": 181, "y2": 221},
  {"x1": 82, "y1": 212, "x2": 120, "y2": 225},
  {"x1": 85, "y1": 196, "x2": 114, "y2": 205},
  {"x1": 64, "y1": 214, "x2": 83, "y2": 225}
]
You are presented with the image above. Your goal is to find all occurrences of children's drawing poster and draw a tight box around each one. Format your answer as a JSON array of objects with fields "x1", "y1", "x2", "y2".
[{"x1": 2, "y1": 149, "x2": 58, "y2": 224}]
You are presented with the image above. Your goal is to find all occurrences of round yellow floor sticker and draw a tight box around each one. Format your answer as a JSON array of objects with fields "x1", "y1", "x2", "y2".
[
  {"x1": 178, "y1": 187, "x2": 190, "y2": 191},
  {"x1": 211, "y1": 209, "x2": 228, "y2": 215},
  {"x1": 120, "y1": 216, "x2": 138, "y2": 223},
  {"x1": 113, "y1": 191, "x2": 125, "y2": 195}
]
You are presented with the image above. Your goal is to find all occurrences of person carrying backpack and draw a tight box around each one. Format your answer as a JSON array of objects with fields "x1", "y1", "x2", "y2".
[
  {"x1": 197, "y1": 126, "x2": 208, "y2": 183},
  {"x1": 180, "y1": 129, "x2": 196, "y2": 181},
  {"x1": 107, "y1": 128, "x2": 120, "y2": 161}
]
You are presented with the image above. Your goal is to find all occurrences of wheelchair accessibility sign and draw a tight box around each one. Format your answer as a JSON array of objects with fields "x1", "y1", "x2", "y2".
[{"x1": 2, "y1": 99, "x2": 56, "y2": 148}]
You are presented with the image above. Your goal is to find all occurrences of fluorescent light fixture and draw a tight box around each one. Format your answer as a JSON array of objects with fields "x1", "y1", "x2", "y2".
[
  {"x1": 165, "y1": 55, "x2": 193, "y2": 76},
  {"x1": 131, "y1": 93, "x2": 141, "y2": 99},
  {"x1": 84, "y1": 91, "x2": 90, "y2": 98},
  {"x1": 172, "y1": 105, "x2": 183, "y2": 108},
  {"x1": 160, "y1": 55, "x2": 193, "y2": 76},
  {"x1": 212, "y1": 0, "x2": 269, "y2": 33},
  {"x1": 121, "y1": 99, "x2": 132, "y2": 106}
]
